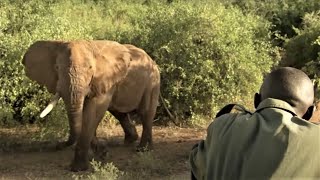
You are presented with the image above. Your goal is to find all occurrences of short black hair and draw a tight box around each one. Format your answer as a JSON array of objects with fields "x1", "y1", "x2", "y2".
[{"x1": 260, "y1": 67, "x2": 314, "y2": 117}]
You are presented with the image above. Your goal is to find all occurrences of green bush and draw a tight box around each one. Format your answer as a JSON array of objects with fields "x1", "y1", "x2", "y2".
[
  {"x1": 109, "y1": 1, "x2": 279, "y2": 120},
  {"x1": 0, "y1": 0, "x2": 279, "y2": 125},
  {"x1": 222, "y1": 0, "x2": 320, "y2": 43},
  {"x1": 72, "y1": 160, "x2": 124, "y2": 180},
  {"x1": 282, "y1": 11, "x2": 320, "y2": 97},
  {"x1": 0, "y1": 0, "x2": 94, "y2": 124},
  {"x1": 284, "y1": 12, "x2": 320, "y2": 67}
]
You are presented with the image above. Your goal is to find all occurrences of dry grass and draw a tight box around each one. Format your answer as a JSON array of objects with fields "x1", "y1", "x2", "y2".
[{"x1": 0, "y1": 122, "x2": 205, "y2": 179}]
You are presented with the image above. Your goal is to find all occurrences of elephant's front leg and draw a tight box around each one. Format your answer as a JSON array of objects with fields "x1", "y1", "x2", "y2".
[
  {"x1": 70, "y1": 98, "x2": 96, "y2": 171},
  {"x1": 56, "y1": 111, "x2": 82, "y2": 150},
  {"x1": 71, "y1": 95, "x2": 111, "y2": 171}
]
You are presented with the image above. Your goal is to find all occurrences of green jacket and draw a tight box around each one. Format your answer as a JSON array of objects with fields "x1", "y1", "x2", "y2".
[{"x1": 190, "y1": 98, "x2": 320, "y2": 180}]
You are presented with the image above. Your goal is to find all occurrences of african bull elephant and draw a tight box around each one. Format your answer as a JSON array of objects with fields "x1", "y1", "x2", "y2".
[
  {"x1": 22, "y1": 40, "x2": 160, "y2": 171},
  {"x1": 310, "y1": 101, "x2": 320, "y2": 124}
]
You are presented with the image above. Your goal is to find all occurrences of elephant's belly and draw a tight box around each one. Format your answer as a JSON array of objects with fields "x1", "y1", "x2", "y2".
[
  {"x1": 109, "y1": 79, "x2": 146, "y2": 113},
  {"x1": 108, "y1": 59, "x2": 156, "y2": 113}
]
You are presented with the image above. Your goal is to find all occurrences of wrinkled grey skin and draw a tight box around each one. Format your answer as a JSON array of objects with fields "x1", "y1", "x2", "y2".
[{"x1": 22, "y1": 40, "x2": 160, "y2": 171}]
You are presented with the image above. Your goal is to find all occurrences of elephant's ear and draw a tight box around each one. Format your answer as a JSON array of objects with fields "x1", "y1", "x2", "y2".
[
  {"x1": 91, "y1": 42, "x2": 131, "y2": 95},
  {"x1": 22, "y1": 41, "x2": 65, "y2": 94}
]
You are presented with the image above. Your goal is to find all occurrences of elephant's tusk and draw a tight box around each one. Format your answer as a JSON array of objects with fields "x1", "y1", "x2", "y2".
[{"x1": 40, "y1": 93, "x2": 61, "y2": 118}]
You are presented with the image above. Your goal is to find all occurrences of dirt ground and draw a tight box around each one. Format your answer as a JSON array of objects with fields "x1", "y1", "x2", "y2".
[{"x1": 0, "y1": 124, "x2": 206, "y2": 180}]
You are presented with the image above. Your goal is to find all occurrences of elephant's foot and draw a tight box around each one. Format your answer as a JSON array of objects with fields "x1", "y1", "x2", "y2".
[
  {"x1": 90, "y1": 136, "x2": 99, "y2": 153},
  {"x1": 90, "y1": 138, "x2": 108, "y2": 161},
  {"x1": 124, "y1": 125, "x2": 138, "y2": 145},
  {"x1": 56, "y1": 140, "x2": 75, "y2": 150},
  {"x1": 137, "y1": 132, "x2": 153, "y2": 151},
  {"x1": 124, "y1": 133, "x2": 139, "y2": 145},
  {"x1": 136, "y1": 142, "x2": 153, "y2": 152},
  {"x1": 70, "y1": 159, "x2": 89, "y2": 172},
  {"x1": 70, "y1": 149, "x2": 89, "y2": 172}
]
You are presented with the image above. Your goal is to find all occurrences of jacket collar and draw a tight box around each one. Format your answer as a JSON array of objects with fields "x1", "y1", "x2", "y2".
[{"x1": 255, "y1": 98, "x2": 297, "y2": 116}]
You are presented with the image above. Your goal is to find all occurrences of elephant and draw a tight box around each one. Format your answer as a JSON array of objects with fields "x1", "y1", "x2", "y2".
[
  {"x1": 22, "y1": 40, "x2": 160, "y2": 171},
  {"x1": 310, "y1": 101, "x2": 320, "y2": 124}
]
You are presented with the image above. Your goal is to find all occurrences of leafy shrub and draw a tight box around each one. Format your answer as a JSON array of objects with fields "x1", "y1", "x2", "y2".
[
  {"x1": 110, "y1": 1, "x2": 279, "y2": 121},
  {"x1": 222, "y1": 0, "x2": 320, "y2": 40},
  {"x1": 283, "y1": 12, "x2": 320, "y2": 68},
  {"x1": 0, "y1": 0, "x2": 151, "y2": 125},
  {"x1": 34, "y1": 101, "x2": 69, "y2": 141},
  {"x1": 0, "y1": 0, "x2": 94, "y2": 124},
  {"x1": 283, "y1": 11, "x2": 320, "y2": 97},
  {"x1": 72, "y1": 160, "x2": 124, "y2": 180},
  {"x1": 0, "y1": 0, "x2": 279, "y2": 125}
]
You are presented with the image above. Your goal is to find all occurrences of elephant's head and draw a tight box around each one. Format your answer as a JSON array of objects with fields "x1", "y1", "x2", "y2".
[{"x1": 22, "y1": 40, "x2": 131, "y2": 142}]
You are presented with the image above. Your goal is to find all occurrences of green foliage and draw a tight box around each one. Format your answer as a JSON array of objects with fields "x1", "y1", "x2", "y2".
[
  {"x1": 1, "y1": 0, "x2": 279, "y2": 125},
  {"x1": 283, "y1": 11, "x2": 320, "y2": 98},
  {"x1": 131, "y1": 2, "x2": 278, "y2": 120},
  {"x1": 284, "y1": 11, "x2": 320, "y2": 68},
  {"x1": 0, "y1": 0, "x2": 94, "y2": 124},
  {"x1": 72, "y1": 160, "x2": 124, "y2": 180},
  {"x1": 222, "y1": 0, "x2": 320, "y2": 39},
  {"x1": 34, "y1": 101, "x2": 69, "y2": 141},
  {"x1": 220, "y1": 0, "x2": 320, "y2": 99}
]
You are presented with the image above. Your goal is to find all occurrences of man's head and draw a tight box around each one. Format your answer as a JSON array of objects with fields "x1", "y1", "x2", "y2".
[{"x1": 254, "y1": 67, "x2": 314, "y2": 118}]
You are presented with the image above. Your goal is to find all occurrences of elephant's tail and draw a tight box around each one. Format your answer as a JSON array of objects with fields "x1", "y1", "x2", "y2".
[{"x1": 159, "y1": 93, "x2": 179, "y2": 126}]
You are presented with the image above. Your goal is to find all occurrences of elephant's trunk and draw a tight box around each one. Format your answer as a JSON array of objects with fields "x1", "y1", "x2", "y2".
[
  {"x1": 68, "y1": 91, "x2": 85, "y2": 113},
  {"x1": 55, "y1": 64, "x2": 90, "y2": 145},
  {"x1": 65, "y1": 89, "x2": 86, "y2": 144}
]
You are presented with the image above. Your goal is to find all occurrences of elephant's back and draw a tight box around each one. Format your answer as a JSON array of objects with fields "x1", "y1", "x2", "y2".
[
  {"x1": 109, "y1": 45, "x2": 160, "y2": 113},
  {"x1": 124, "y1": 44, "x2": 160, "y2": 82}
]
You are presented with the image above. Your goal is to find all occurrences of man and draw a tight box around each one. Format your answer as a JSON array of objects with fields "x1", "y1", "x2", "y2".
[{"x1": 190, "y1": 67, "x2": 320, "y2": 179}]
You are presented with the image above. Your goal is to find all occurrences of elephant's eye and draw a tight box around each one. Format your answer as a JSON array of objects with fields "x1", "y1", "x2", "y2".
[{"x1": 55, "y1": 65, "x2": 59, "y2": 70}]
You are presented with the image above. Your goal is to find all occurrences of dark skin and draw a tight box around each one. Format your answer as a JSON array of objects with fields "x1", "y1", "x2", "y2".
[{"x1": 254, "y1": 67, "x2": 314, "y2": 119}]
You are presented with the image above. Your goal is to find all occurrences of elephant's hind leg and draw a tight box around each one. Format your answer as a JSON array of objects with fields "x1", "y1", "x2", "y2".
[
  {"x1": 137, "y1": 86, "x2": 159, "y2": 151},
  {"x1": 109, "y1": 110, "x2": 138, "y2": 144}
]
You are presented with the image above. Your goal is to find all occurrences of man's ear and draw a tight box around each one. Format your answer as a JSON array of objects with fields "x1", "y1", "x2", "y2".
[
  {"x1": 302, "y1": 105, "x2": 315, "y2": 120},
  {"x1": 254, "y1": 93, "x2": 261, "y2": 109}
]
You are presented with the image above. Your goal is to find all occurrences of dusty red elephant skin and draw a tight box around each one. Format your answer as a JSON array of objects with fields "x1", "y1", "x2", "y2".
[
  {"x1": 22, "y1": 40, "x2": 160, "y2": 171},
  {"x1": 309, "y1": 101, "x2": 320, "y2": 124}
]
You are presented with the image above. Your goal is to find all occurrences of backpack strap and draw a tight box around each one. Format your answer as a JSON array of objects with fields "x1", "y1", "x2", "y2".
[{"x1": 215, "y1": 104, "x2": 252, "y2": 118}]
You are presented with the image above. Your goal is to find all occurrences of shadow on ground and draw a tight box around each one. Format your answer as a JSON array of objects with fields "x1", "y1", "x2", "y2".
[{"x1": 0, "y1": 125, "x2": 205, "y2": 179}]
